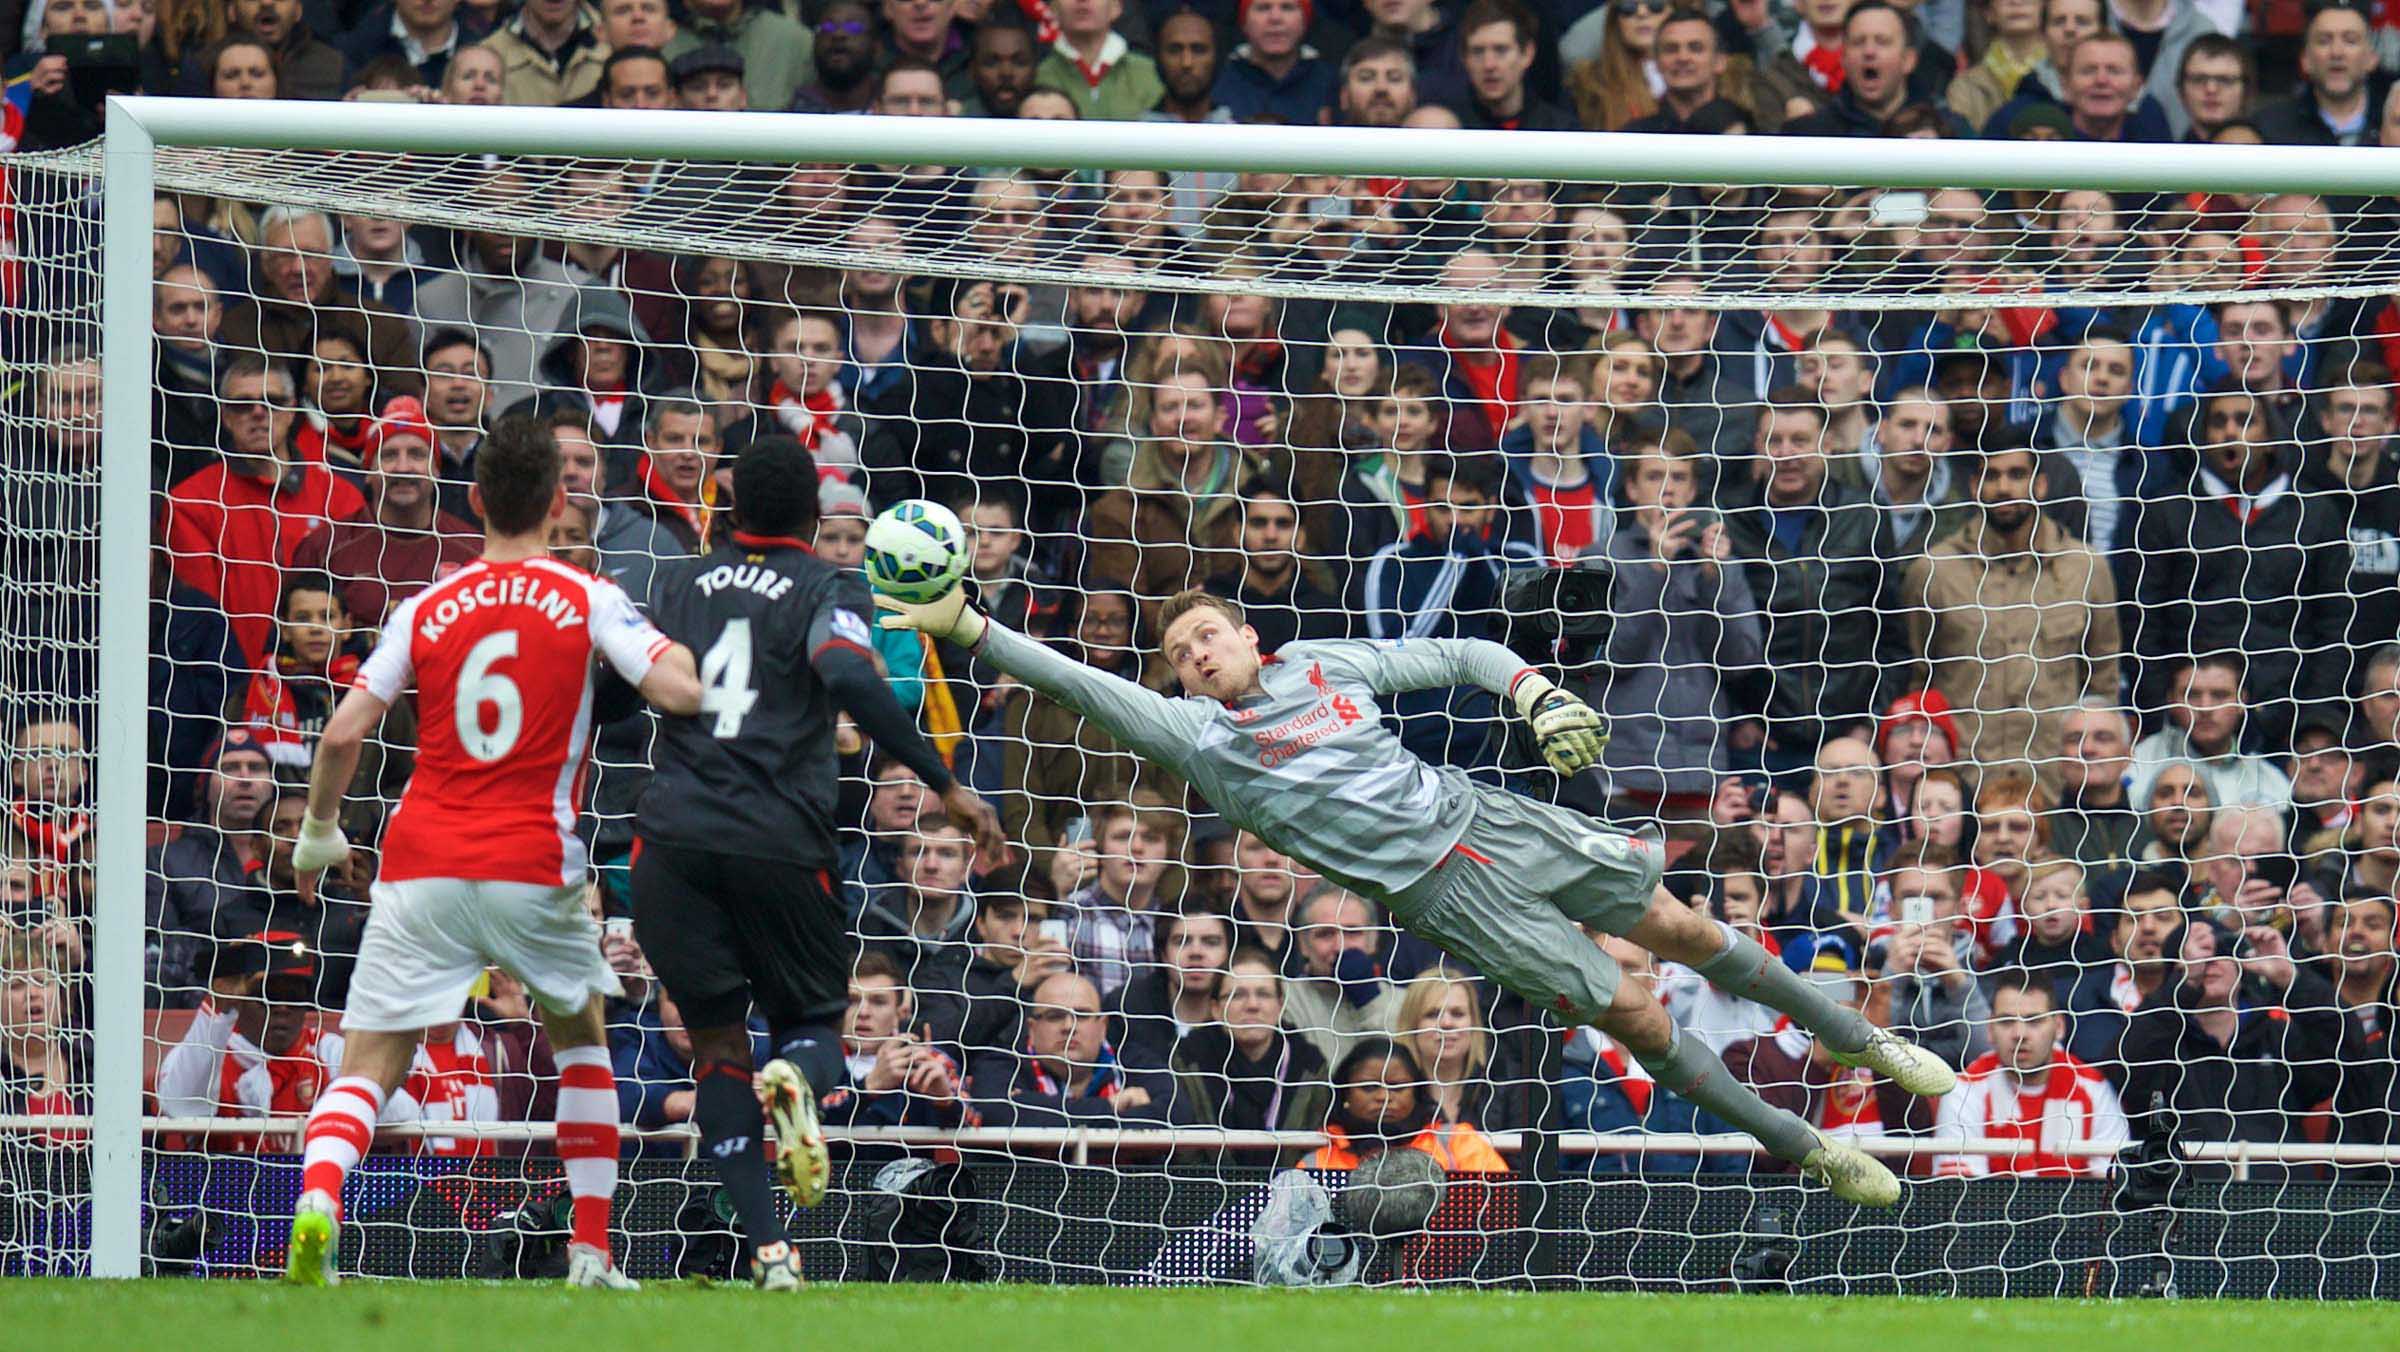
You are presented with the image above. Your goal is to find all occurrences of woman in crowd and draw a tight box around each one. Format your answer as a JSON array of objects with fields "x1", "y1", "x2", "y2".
[
  {"x1": 439, "y1": 42, "x2": 505, "y2": 106},
  {"x1": 1170, "y1": 948, "x2": 1331, "y2": 1135},
  {"x1": 1298, "y1": 1037, "x2": 1507, "y2": 1173},
  {"x1": 204, "y1": 29, "x2": 277, "y2": 99},
  {"x1": 1874, "y1": 691, "x2": 1961, "y2": 857},
  {"x1": 1538, "y1": 203, "x2": 1640, "y2": 348},
  {"x1": 1, "y1": 952, "x2": 89, "y2": 1148},
  {"x1": 1588, "y1": 331, "x2": 1666, "y2": 454},
  {"x1": 1286, "y1": 325, "x2": 1390, "y2": 457},
  {"x1": 1566, "y1": 0, "x2": 1669, "y2": 131},
  {"x1": 2310, "y1": 778, "x2": 2400, "y2": 901},
  {"x1": 1396, "y1": 965, "x2": 1533, "y2": 1136}
]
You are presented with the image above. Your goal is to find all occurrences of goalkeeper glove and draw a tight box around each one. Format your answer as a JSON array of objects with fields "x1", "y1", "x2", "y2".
[
  {"x1": 874, "y1": 586, "x2": 987, "y2": 647},
  {"x1": 1511, "y1": 672, "x2": 1608, "y2": 777},
  {"x1": 291, "y1": 812, "x2": 350, "y2": 874}
]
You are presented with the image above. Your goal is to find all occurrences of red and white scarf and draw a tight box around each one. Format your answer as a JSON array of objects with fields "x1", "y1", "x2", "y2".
[{"x1": 768, "y1": 378, "x2": 859, "y2": 475}]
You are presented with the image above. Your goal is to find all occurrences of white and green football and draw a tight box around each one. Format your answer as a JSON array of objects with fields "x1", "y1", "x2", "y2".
[{"x1": 863, "y1": 498, "x2": 970, "y2": 603}]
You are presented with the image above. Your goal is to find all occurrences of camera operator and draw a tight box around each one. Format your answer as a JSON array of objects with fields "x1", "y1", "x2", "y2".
[{"x1": 2117, "y1": 917, "x2": 2343, "y2": 1179}]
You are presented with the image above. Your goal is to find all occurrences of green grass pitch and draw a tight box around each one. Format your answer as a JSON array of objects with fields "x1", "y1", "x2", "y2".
[{"x1": 10, "y1": 1281, "x2": 2400, "y2": 1351}]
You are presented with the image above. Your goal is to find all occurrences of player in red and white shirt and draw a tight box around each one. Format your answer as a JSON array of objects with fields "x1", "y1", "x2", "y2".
[
  {"x1": 281, "y1": 422, "x2": 702, "y2": 1289},
  {"x1": 1932, "y1": 976, "x2": 2129, "y2": 1179}
]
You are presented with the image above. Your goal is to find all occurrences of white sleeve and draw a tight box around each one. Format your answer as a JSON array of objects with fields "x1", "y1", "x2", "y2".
[
  {"x1": 154, "y1": 1007, "x2": 238, "y2": 1118},
  {"x1": 354, "y1": 596, "x2": 420, "y2": 704},
  {"x1": 2084, "y1": 1074, "x2": 2131, "y2": 1177},
  {"x1": 1930, "y1": 1079, "x2": 1988, "y2": 1178},
  {"x1": 318, "y1": 1032, "x2": 422, "y2": 1125},
  {"x1": 588, "y1": 575, "x2": 675, "y2": 687}
]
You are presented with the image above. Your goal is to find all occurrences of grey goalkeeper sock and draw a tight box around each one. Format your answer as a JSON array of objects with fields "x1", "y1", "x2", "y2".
[
  {"x1": 1634, "y1": 1029, "x2": 1820, "y2": 1167},
  {"x1": 1696, "y1": 926, "x2": 1874, "y2": 1056}
]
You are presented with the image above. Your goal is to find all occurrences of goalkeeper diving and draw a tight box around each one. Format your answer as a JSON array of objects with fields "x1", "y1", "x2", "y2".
[{"x1": 880, "y1": 583, "x2": 1954, "y2": 1204}]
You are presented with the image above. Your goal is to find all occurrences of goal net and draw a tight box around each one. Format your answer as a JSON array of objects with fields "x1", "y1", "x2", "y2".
[{"x1": 8, "y1": 109, "x2": 2400, "y2": 1293}]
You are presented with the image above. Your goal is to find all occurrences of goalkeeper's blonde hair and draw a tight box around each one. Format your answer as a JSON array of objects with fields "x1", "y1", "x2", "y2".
[{"x1": 1158, "y1": 589, "x2": 1246, "y2": 636}]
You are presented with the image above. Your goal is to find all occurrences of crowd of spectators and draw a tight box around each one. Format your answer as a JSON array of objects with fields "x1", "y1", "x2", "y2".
[{"x1": 4, "y1": 0, "x2": 2400, "y2": 1187}]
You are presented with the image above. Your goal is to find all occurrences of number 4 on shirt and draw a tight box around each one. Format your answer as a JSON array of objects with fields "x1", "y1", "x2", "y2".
[{"x1": 699, "y1": 619, "x2": 759, "y2": 739}]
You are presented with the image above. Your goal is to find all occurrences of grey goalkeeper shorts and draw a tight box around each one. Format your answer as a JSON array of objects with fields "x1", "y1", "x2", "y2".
[{"x1": 1383, "y1": 785, "x2": 1665, "y2": 1026}]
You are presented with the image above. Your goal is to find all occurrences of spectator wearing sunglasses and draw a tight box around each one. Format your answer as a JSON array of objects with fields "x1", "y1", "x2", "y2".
[{"x1": 791, "y1": 1, "x2": 879, "y2": 113}]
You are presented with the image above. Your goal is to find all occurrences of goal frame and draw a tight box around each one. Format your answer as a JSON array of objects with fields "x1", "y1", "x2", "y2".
[{"x1": 84, "y1": 94, "x2": 2400, "y2": 1278}]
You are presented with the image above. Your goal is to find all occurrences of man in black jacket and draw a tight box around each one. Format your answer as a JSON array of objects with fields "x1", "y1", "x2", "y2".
[
  {"x1": 2299, "y1": 357, "x2": 2400, "y2": 675},
  {"x1": 2328, "y1": 893, "x2": 2397, "y2": 1160},
  {"x1": 859, "y1": 277, "x2": 1080, "y2": 521},
  {"x1": 2253, "y1": 2, "x2": 2389, "y2": 147},
  {"x1": 2132, "y1": 384, "x2": 2351, "y2": 743},
  {"x1": 1110, "y1": 907, "x2": 1236, "y2": 1071},
  {"x1": 2118, "y1": 917, "x2": 2343, "y2": 1179},
  {"x1": 967, "y1": 971, "x2": 1191, "y2": 1126},
  {"x1": 1207, "y1": 483, "x2": 1348, "y2": 652},
  {"x1": 914, "y1": 892, "x2": 1065, "y2": 1058},
  {"x1": 1781, "y1": 2, "x2": 1970, "y2": 138},
  {"x1": 151, "y1": 267, "x2": 225, "y2": 491},
  {"x1": 1720, "y1": 392, "x2": 1907, "y2": 770},
  {"x1": 214, "y1": 790, "x2": 368, "y2": 1010},
  {"x1": 143, "y1": 731, "x2": 281, "y2": 1007}
]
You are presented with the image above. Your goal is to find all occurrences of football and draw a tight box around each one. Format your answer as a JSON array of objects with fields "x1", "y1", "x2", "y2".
[{"x1": 864, "y1": 498, "x2": 970, "y2": 603}]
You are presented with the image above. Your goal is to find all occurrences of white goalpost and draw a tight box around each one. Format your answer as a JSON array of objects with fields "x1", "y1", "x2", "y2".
[{"x1": 10, "y1": 94, "x2": 2400, "y2": 1286}]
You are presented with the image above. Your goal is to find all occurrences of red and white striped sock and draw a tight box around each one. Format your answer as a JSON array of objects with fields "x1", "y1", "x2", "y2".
[
  {"x1": 553, "y1": 1045, "x2": 621, "y2": 1256},
  {"x1": 299, "y1": 1077, "x2": 384, "y2": 1217}
]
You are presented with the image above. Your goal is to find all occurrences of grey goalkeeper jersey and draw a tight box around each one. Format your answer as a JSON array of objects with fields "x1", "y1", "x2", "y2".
[{"x1": 976, "y1": 623, "x2": 1532, "y2": 896}]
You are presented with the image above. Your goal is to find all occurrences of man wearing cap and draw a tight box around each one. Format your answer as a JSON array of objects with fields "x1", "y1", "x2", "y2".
[
  {"x1": 290, "y1": 396, "x2": 481, "y2": 628},
  {"x1": 154, "y1": 929, "x2": 384, "y2": 1153},
  {"x1": 670, "y1": 42, "x2": 750, "y2": 111},
  {"x1": 663, "y1": 0, "x2": 812, "y2": 115}
]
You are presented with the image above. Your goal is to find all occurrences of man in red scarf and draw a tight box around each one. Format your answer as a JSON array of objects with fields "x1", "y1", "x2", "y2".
[
  {"x1": 290, "y1": 397, "x2": 480, "y2": 626},
  {"x1": 1402, "y1": 248, "x2": 1521, "y2": 450},
  {"x1": 4, "y1": 713, "x2": 90, "y2": 918}
]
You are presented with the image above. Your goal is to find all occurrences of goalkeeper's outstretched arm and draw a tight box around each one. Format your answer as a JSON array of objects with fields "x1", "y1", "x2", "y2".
[
  {"x1": 878, "y1": 591, "x2": 1208, "y2": 778},
  {"x1": 1301, "y1": 636, "x2": 1536, "y2": 701},
  {"x1": 1303, "y1": 637, "x2": 1608, "y2": 778}
]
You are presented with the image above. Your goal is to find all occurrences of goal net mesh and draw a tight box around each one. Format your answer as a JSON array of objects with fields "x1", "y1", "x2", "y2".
[{"x1": 5, "y1": 135, "x2": 2400, "y2": 1292}]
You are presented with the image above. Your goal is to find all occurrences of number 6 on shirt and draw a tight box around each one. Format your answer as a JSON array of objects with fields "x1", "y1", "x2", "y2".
[{"x1": 456, "y1": 630, "x2": 524, "y2": 762}]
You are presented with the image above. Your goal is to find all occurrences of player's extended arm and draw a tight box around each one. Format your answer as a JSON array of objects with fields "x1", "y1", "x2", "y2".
[
  {"x1": 291, "y1": 686, "x2": 390, "y2": 891},
  {"x1": 638, "y1": 643, "x2": 703, "y2": 717},
  {"x1": 1315, "y1": 637, "x2": 1609, "y2": 778},
  {"x1": 876, "y1": 589, "x2": 1206, "y2": 776},
  {"x1": 812, "y1": 636, "x2": 1009, "y2": 867}
]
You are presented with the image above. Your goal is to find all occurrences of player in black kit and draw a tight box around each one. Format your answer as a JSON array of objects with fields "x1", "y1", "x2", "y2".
[{"x1": 631, "y1": 436, "x2": 1005, "y2": 1290}]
